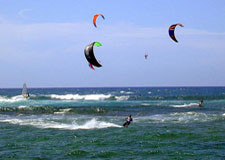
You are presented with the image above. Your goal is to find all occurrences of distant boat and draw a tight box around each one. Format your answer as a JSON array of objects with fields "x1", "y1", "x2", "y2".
[{"x1": 22, "y1": 83, "x2": 30, "y2": 98}]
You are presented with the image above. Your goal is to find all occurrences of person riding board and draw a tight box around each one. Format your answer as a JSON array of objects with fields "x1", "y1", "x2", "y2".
[
  {"x1": 199, "y1": 100, "x2": 203, "y2": 107},
  {"x1": 123, "y1": 114, "x2": 133, "y2": 127}
]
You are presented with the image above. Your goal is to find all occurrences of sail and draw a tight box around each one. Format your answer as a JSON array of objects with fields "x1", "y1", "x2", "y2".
[{"x1": 22, "y1": 83, "x2": 29, "y2": 98}]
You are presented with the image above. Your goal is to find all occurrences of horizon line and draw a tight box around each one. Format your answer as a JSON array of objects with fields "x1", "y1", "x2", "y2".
[{"x1": 0, "y1": 85, "x2": 224, "y2": 89}]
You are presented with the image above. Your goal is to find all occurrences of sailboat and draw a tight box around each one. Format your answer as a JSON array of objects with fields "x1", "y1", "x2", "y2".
[{"x1": 22, "y1": 83, "x2": 30, "y2": 98}]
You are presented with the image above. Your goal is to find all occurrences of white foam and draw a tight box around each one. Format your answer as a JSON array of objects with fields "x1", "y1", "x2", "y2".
[
  {"x1": 70, "y1": 118, "x2": 121, "y2": 130},
  {"x1": 17, "y1": 105, "x2": 31, "y2": 109},
  {"x1": 170, "y1": 103, "x2": 199, "y2": 108},
  {"x1": 115, "y1": 96, "x2": 129, "y2": 101},
  {"x1": 136, "y1": 112, "x2": 218, "y2": 123},
  {"x1": 0, "y1": 118, "x2": 122, "y2": 130},
  {"x1": 120, "y1": 91, "x2": 133, "y2": 94},
  {"x1": 54, "y1": 108, "x2": 72, "y2": 114},
  {"x1": 141, "y1": 103, "x2": 150, "y2": 106},
  {"x1": 148, "y1": 91, "x2": 152, "y2": 94},
  {"x1": 50, "y1": 94, "x2": 111, "y2": 100},
  {"x1": 0, "y1": 95, "x2": 25, "y2": 103},
  {"x1": 223, "y1": 113, "x2": 225, "y2": 116},
  {"x1": 170, "y1": 112, "x2": 212, "y2": 122}
]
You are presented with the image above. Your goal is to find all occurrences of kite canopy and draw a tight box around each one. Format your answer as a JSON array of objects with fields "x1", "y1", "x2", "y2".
[
  {"x1": 168, "y1": 23, "x2": 184, "y2": 43},
  {"x1": 93, "y1": 14, "x2": 105, "y2": 28},
  {"x1": 84, "y1": 42, "x2": 102, "y2": 68}
]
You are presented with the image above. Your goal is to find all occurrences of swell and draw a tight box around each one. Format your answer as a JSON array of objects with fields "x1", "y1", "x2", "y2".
[
  {"x1": 1, "y1": 94, "x2": 225, "y2": 102},
  {"x1": 0, "y1": 106, "x2": 108, "y2": 115}
]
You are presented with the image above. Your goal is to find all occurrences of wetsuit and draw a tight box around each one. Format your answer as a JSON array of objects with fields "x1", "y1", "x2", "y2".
[{"x1": 123, "y1": 116, "x2": 132, "y2": 127}]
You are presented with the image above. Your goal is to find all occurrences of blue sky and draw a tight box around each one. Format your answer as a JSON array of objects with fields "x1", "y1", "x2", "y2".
[{"x1": 0, "y1": 0, "x2": 225, "y2": 87}]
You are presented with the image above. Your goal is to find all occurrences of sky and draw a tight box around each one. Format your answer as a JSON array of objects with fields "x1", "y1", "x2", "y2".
[{"x1": 0, "y1": 0, "x2": 225, "y2": 88}]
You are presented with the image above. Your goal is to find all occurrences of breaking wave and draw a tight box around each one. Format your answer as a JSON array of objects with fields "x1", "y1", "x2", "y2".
[
  {"x1": 0, "y1": 118, "x2": 121, "y2": 130},
  {"x1": 136, "y1": 112, "x2": 223, "y2": 123},
  {"x1": 170, "y1": 103, "x2": 199, "y2": 108},
  {"x1": 54, "y1": 108, "x2": 72, "y2": 115},
  {"x1": 120, "y1": 91, "x2": 133, "y2": 94},
  {"x1": 0, "y1": 95, "x2": 26, "y2": 103},
  {"x1": 115, "y1": 96, "x2": 130, "y2": 101},
  {"x1": 49, "y1": 94, "x2": 111, "y2": 100}
]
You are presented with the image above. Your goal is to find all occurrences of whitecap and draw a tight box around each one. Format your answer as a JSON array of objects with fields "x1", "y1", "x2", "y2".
[
  {"x1": 0, "y1": 118, "x2": 121, "y2": 130},
  {"x1": 17, "y1": 105, "x2": 31, "y2": 109},
  {"x1": 115, "y1": 96, "x2": 129, "y2": 101},
  {"x1": 54, "y1": 108, "x2": 72, "y2": 114},
  {"x1": 50, "y1": 94, "x2": 111, "y2": 100},
  {"x1": 135, "y1": 112, "x2": 219, "y2": 123},
  {"x1": 120, "y1": 91, "x2": 133, "y2": 94},
  {"x1": 0, "y1": 95, "x2": 25, "y2": 103},
  {"x1": 170, "y1": 103, "x2": 199, "y2": 108},
  {"x1": 141, "y1": 103, "x2": 150, "y2": 106}
]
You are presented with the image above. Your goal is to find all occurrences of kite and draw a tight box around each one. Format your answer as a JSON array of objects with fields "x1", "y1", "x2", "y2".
[
  {"x1": 84, "y1": 42, "x2": 102, "y2": 68},
  {"x1": 169, "y1": 23, "x2": 184, "y2": 43},
  {"x1": 93, "y1": 14, "x2": 105, "y2": 27}
]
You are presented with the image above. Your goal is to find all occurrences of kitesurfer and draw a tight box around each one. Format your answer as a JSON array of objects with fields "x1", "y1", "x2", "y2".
[
  {"x1": 123, "y1": 114, "x2": 133, "y2": 127},
  {"x1": 199, "y1": 100, "x2": 203, "y2": 107}
]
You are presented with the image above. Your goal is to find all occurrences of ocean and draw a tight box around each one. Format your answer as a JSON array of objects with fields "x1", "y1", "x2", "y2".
[{"x1": 0, "y1": 87, "x2": 224, "y2": 159}]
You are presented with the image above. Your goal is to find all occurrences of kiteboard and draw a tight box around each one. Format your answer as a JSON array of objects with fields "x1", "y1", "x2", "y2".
[{"x1": 123, "y1": 121, "x2": 130, "y2": 128}]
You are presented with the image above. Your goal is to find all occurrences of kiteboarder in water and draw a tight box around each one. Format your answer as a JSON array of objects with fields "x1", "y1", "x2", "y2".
[
  {"x1": 199, "y1": 100, "x2": 203, "y2": 107},
  {"x1": 123, "y1": 114, "x2": 133, "y2": 127}
]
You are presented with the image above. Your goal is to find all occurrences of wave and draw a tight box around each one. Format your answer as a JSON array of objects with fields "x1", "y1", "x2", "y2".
[
  {"x1": 54, "y1": 108, "x2": 72, "y2": 115},
  {"x1": 148, "y1": 91, "x2": 152, "y2": 94},
  {"x1": 0, "y1": 118, "x2": 121, "y2": 130},
  {"x1": 17, "y1": 105, "x2": 31, "y2": 109},
  {"x1": 1, "y1": 93, "x2": 225, "y2": 103},
  {"x1": 120, "y1": 91, "x2": 133, "y2": 94},
  {"x1": 0, "y1": 95, "x2": 26, "y2": 103},
  {"x1": 136, "y1": 112, "x2": 222, "y2": 123},
  {"x1": 141, "y1": 103, "x2": 151, "y2": 106},
  {"x1": 0, "y1": 106, "x2": 107, "y2": 115},
  {"x1": 168, "y1": 112, "x2": 216, "y2": 123},
  {"x1": 0, "y1": 94, "x2": 113, "y2": 102},
  {"x1": 170, "y1": 103, "x2": 199, "y2": 108},
  {"x1": 49, "y1": 94, "x2": 111, "y2": 100},
  {"x1": 115, "y1": 96, "x2": 130, "y2": 101}
]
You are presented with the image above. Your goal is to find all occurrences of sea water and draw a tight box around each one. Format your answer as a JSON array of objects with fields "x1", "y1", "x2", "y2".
[{"x1": 0, "y1": 87, "x2": 224, "y2": 159}]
